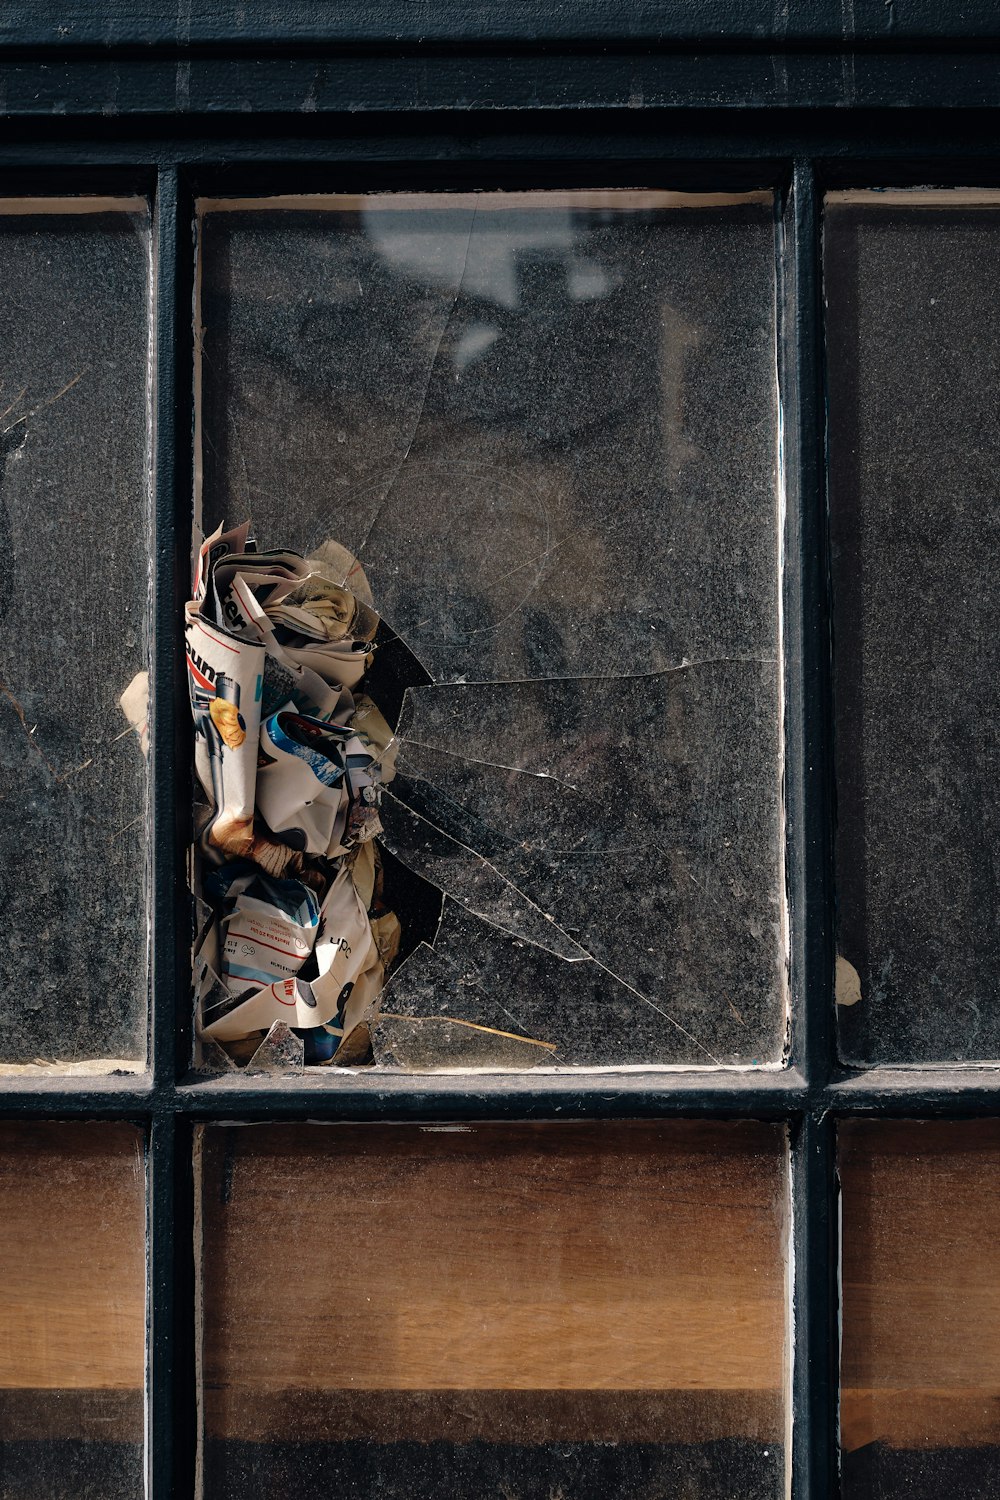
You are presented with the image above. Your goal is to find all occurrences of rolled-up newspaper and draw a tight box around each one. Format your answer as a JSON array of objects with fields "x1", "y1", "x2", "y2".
[
  {"x1": 187, "y1": 523, "x2": 392, "y2": 1062},
  {"x1": 185, "y1": 520, "x2": 551, "y2": 1071},
  {"x1": 198, "y1": 860, "x2": 381, "y2": 1044}
]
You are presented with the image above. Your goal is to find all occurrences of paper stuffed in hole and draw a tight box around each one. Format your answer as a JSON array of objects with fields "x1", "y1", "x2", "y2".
[
  {"x1": 186, "y1": 523, "x2": 392, "y2": 1063},
  {"x1": 185, "y1": 521, "x2": 552, "y2": 1071}
]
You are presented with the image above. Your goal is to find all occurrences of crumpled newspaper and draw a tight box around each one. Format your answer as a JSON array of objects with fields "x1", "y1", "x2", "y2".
[{"x1": 185, "y1": 522, "x2": 398, "y2": 1063}]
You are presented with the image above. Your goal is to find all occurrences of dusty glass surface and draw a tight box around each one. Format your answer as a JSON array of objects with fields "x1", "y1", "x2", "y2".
[
  {"x1": 200, "y1": 1121, "x2": 788, "y2": 1499},
  {"x1": 840, "y1": 1119, "x2": 1000, "y2": 1499},
  {"x1": 0, "y1": 1121, "x2": 145, "y2": 1499},
  {"x1": 0, "y1": 200, "x2": 150, "y2": 1067},
  {"x1": 826, "y1": 193, "x2": 1000, "y2": 1064},
  {"x1": 196, "y1": 190, "x2": 784, "y2": 1067}
]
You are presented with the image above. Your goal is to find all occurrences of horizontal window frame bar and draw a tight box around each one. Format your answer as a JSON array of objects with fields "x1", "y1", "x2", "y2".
[
  {"x1": 0, "y1": 1072, "x2": 805, "y2": 1119},
  {"x1": 172, "y1": 1071, "x2": 811, "y2": 1119},
  {"x1": 8, "y1": 0, "x2": 1000, "y2": 51},
  {"x1": 4, "y1": 1069, "x2": 1000, "y2": 1118},
  {"x1": 826, "y1": 1068, "x2": 1000, "y2": 1113},
  {"x1": 4, "y1": 133, "x2": 1000, "y2": 177},
  {"x1": 6, "y1": 54, "x2": 1000, "y2": 117}
]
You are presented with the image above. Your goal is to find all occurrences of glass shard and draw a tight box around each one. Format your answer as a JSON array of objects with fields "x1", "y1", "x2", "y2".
[
  {"x1": 372, "y1": 1011, "x2": 557, "y2": 1069},
  {"x1": 245, "y1": 1021, "x2": 305, "y2": 1072}
]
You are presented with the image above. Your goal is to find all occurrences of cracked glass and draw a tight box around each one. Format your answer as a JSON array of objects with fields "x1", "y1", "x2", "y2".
[
  {"x1": 195, "y1": 189, "x2": 784, "y2": 1069},
  {"x1": 0, "y1": 199, "x2": 150, "y2": 1069},
  {"x1": 0, "y1": 1121, "x2": 145, "y2": 1499},
  {"x1": 200, "y1": 1121, "x2": 789, "y2": 1499},
  {"x1": 840, "y1": 1119, "x2": 1000, "y2": 1498},
  {"x1": 827, "y1": 192, "x2": 1000, "y2": 1064}
]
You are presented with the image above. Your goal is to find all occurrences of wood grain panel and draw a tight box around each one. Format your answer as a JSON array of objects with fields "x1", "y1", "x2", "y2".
[
  {"x1": 201, "y1": 1121, "x2": 788, "y2": 1440},
  {"x1": 200, "y1": 1384, "x2": 784, "y2": 1446},
  {"x1": 840, "y1": 1119, "x2": 1000, "y2": 1451},
  {"x1": 0, "y1": 1122, "x2": 145, "y2": 1392}
]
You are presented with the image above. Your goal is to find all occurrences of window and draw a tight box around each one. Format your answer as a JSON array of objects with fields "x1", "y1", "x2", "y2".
[
  {"x1": 191, "y1": 188, "x2": 785, "y2": 1071},
  {"x1": 2, "y1": 10, "x2": 999, "y2": 1500}
]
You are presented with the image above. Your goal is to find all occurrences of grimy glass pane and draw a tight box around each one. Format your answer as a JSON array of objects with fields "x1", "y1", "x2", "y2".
[
  {"x1": 201, "y1": 1122, "x2": 788, "y2": 1499},
  {"x1": 840, "y1": 1120, "x2": 1000, "y2": 1499},
  {"x1": 0, "y1": 200, "x2": 150, "y2": 1067},
  {"x1": 0, "y1": 1121, "x2": 145, "y2": 1500},
  {"x1": 826, "y1": 192, "x2": 1000, "y2": 1063},
  {"x1": 195, "y1": 190, "x2": 784, "y2": 1068}
]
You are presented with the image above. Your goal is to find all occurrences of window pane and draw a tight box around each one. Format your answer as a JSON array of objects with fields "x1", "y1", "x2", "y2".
[
  {"x1": 194, "y1": 190, "x2": 785, "y2": 1068},
  {"x1": 0, "y1": 1121, "x2": 145, "y2": 1499},
  {"x1": 201, "y1": 1121, "x2": 788, "y2": 1498},
  {"x1": 826, "y1": 191, "x2": 1000, "y2": 1063},
  {"x1": 840, "y1": 1119, "x2": 1000, "y2": 1498},
  {"x1": 0, "y1": 200, "x2": 150, "y2": 1068}
]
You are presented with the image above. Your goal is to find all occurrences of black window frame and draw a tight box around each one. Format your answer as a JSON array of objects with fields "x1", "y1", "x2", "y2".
[{"x1": 5, "y1": 9, "x2": 1000, "y2": 1498}]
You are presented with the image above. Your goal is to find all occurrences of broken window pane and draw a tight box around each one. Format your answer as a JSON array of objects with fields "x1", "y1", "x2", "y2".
[
  {"x1": 0, "y1": 1121, "x2": 145, "y2": 1499},
  {"x1": 827, "y1": 192, "x2": 1000, "y2": 1063},
  {"x1": 840, "y1": 1119, "x2": 1000, "y2": 1498},
  {"x1": 0, "y1": 200, "x2": 150, "y2": 1068},
  {"x1": 195, "y1": 190, "x2": 785, "y2": 1067},
  {"x1": 200, "y1": 1121, "x2": 788, "y2": 1499}
]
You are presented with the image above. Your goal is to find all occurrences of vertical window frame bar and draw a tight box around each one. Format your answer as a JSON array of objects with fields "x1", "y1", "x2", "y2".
[
  {"x1": 783, "y1": 160, "x2": 840, "y2": 1500},
  {"x1": 150, "y1": 162, "x2": 194, "y2": 1090},
  {"x1": 149, "y1": 163, "x2": 197, "y2": 1500}
]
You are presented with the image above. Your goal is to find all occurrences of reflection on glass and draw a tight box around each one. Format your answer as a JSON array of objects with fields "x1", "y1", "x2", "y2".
[
  {"x1": 0, "y1": 199, "x2": 150, "y2": 1067},
  {"x1": 195, "y1": 190, "x2": 784, "y2": 1068},
  {"x1": 840, "y1": 1120, "x2": 1000, "y2": 1497},
  {"x1": 0, "y1": 1121, "x2": 145, "y2": 1499},
  {"x1": 827, "y1": 191, "x2": 1000, "y2": 1063},
  {"x1": 201, "y1": 1121, "x2": 788, "y2": 1499}
]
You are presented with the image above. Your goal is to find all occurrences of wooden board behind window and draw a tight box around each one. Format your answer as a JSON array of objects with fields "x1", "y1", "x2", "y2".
[
  {"x1": 201, "y1": 1120, "x2": 789, "y2": 1443},
  {"x1": 841, "y1": 1119, "x2": 1000, "y2": 1451},
  {"x1": 0, "y1": 1121, "x2": 145, "y2": 1444}
]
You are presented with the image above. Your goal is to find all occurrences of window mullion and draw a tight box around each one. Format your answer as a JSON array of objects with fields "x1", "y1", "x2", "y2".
[
  {"x1": 150, "y1": 160, "x2": 191, "y2": 1088},
  {"x1": 148, "y1": 1109, "x2": 197, "y2": 1500},
  {"x1": 792, "y1": 1110, "x2": 839, "y2": 1500},
  {"x1": 783, "y1": 158, "x2": 839, "y2": 1500},
  {"x1": 148, "y1": 162, "x2": 196, "y2": 1500},
  {"x1": 782, "y1": 157, "x2": 837, "y2": 1083}
]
